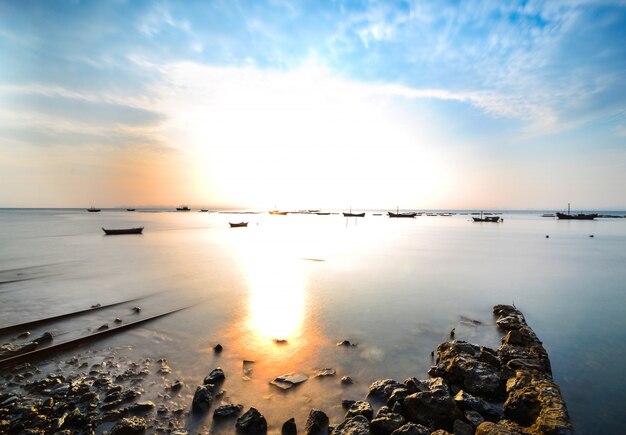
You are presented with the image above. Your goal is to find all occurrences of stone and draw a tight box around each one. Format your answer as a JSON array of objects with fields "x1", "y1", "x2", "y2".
[
  {"x1": 345, "y1": 401, "x2": 374, "y2": 421},
  {"x1": 371, "y1": 411, "x2": 405, "y2": 434},
  {"x1": 282, "y1": 417, "x2": 297, "y2": 435},
  {"x1": 341, "y1": 376, "x2": 354, "y2": 385},
  {"x1": 191, "y1": 385, "x2": 214, "y2": 413},
  {"x1": 334, "y1": 415, "x2": 371, "y2": 434},
  {"x1": 204, "y1": 367, "x2": 225, "y2": 385},
  {"x1": 368, "y1": 379, "x2": 405, "y2": 402},
  {"x1": 387, "y1": 388, "x2": 410, "y2": 407},
  {"x1": 97, "y1": 324, "x2": 109, "y2": 331},
  {"x1": 271, "y1": 372, "x2": 309, "y2": 390},
  {"x1": 128, "y1": 401, "x2": 155, "y2": 413},
  {"x1": 463, "y1": 410, "x2": 484, "y2": 427},
  {"x1": 342, "y1": 399, "x2": 357, "y2": 409},
  {"x1": 213, "y1": 404, "x2": 243, "y2": 419},
  {"x1": 452, "y1": 420, "x2": 473, "y2": 435},
  {"x1": 453, "y1": 390, "x2": 503, "y2": 420},
  {"x1": 171, "y1": 379, "x2": 183, "y2": 391},
  {"x1": 236, "y1": 407, "x2": 267, "y2": 433},
  {"x1": 474, "y1": 422, "x2": 518, "y2": 435},
  {"x1": 402, "y1": 389, "x2": 463, "y2": 432},
  {"x1": 315, "y1": 368, "x2": 336, "y2": 377},
  {"x1": 337, "y1": 340, "x2": 357, "y2": 347},
  {"x1": 214, "y1": 344, "x2": 223, "y2": 353},
  {"x1": 390, "y1": 423, "x2": 430, "y2": 435},
  {"x1": 305, "y1": 409, "x2": 329, "y2": 435},
  {"x1": 109, "y1": 416, "x2": 148, "y2": 434}
]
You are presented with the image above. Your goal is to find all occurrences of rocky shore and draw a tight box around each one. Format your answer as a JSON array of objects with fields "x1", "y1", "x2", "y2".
[{"x1": 0, "y1": 305, "x2": 572, "y2": 434}]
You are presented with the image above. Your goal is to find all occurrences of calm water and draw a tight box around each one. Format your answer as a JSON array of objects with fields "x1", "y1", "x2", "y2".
[{"x1": 1, "y1": 209, "x2": 625, "y2": 433}]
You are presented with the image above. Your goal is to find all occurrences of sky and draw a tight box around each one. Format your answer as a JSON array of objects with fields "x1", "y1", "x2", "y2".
[{"x1": 0, "y1": 0, "x2": 625, "y2": 210}]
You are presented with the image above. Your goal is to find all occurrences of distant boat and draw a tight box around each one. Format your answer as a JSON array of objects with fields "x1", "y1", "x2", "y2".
[
  {"x1": 556, "y1": 203, "x2": 597, "y2": 220},
  {"x1": 200, "y1": 209, "x2": 209, "y2": 212},
  {"x1": 176, "y1": 205, "x2": 191, "y2": 211},
  {"x1": 269, "y1": 210, "x2": 288, "y2": 215},
  {"x1": 229, "y1": 222, "x2": 248, "y2": 227},
  {"x1": 87, "y1": 206, "x2": 101, "y2": 212},
  {"x1": 126, "y1": 208, "x2": 135, "y2": 211},
  {"x1": 541, "y1": 213, "x2": 555, "y2": 217},
  {"x1": 102, "y1": 227, "x2": 144, "y2": 235},
  {"x1": 315, "y1": 212, "x2": 330, "y2": 215},
  {"x1": 343, "y1": 212, "x2": 365, "y2": 217},
  {"x1": 472, "y1": 212, "x2": 502, "y2": 223}
]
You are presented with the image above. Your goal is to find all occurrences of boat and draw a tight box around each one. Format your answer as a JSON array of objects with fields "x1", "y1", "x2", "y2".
[
  {"x1": 126, "y1": 208, "x2": 135, "y2": 211},
  {"x1": 541, "y1": 213, "x2": 555, "y2": 217},
  {"x1": 87, "y1": 206, "x2": 101, "y2": 212},
  {"x1": 472, "y1": 212, "x2": 502, "y2": 223},
  {"x1": 200, "y1": 209, "x2": 209, "y2": 212},
  {"x1": 556, "y1": 203, "x2": 597, "y2": 220},
  {"x1": 269, "y1": 210, "x2": 288, "y2": 215},
  {"x1": 315, "y1": 212, "x2": 330, "y2": 216},
  {"x1": 229, "y1": 222, "x2": 248, "y2": 228},
  {"x1": 343, "y1": 212, "x2": 365, "y2": 217},
  {"x1": 102, "y1": 227, "x2": 144, "y2": 235},
  {"x1": 176, "y1": 205, "x2": 191, "y2": 211}
]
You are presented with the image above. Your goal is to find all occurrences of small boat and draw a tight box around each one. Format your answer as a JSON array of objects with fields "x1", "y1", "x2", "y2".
[
  {"x1": 388, "y1": 206, "x2": 417, "y2": 218},
  {"x1": 541, "y1": 213, "x2": 555, "y2": 217},
  {"x1": 315, "y1": 212, "x2": 331, "y2": 216},
  {"x1": 102, "y1": 227, "x2": 144, "y2": 235},
  {"x1": 472, "y1": 212, "x2": 501, "y2": 223},
  {"x1": 200, "y1": 209, "x2": 209, "y2": 212},
  {"x1": 229, "y1": 222, "x2": 248, "y2": 228},
  {"x1": 556, "y1": 204, "x2": 597, "y2": 220},
  {"x1": 176, "y1": 205, "x2": 191, "y2": 211},
  {"x1": 269, "y1": 210, "x2": 288, "y2": 215},
  {"x1": 126, "y1": 208, "x2": 135, "y2": 211},
  {"x1": 343, "y1": 212, "x2": 365, "y2": 217},
  {"x1": 87, "y1": 206, "x2": 101, "y2": 212}
]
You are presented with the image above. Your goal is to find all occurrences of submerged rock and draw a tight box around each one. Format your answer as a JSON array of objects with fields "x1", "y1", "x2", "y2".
[
  {"x1": 282, "y1": 417, "x2": 297, "y2": 435},
  {"x1": 214, "y1": 403, "x2": 243, "y2": 419},
  {"x1": 191, "y1": 385, "x2": 214, "y2": 413},
  {"x1": 315, "y1": 368, "x2": 336, "y2": 377},
  {"x1": 271, "y1": 372, "x2": 308, "y2": 390},
  {"x1": 341, "y1": 376, "x2": 354, "y2": 385},
  {"x1": 214, "y1": 344, "x2": 223, "y2": 353},
  {"x1": 236, "y1": 407, "x2": 267, "y2": 433},
  {"x1": 204, "y1": 367, "x2": 225, "y2": 385}
]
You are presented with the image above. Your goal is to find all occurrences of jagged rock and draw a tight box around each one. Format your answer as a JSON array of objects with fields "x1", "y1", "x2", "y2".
[
  {"x1": 403, "y1": 378, "x2": 430, "y2": 394},
  {"x1": 236, "y1": 407, "x2": 267, "y2": 433},
  {"x1": 204, "y1": 367, "x2": 225, "y2": 385},
  {"x1": 213, "y1": 404, "x2": 243, "y2": 419},
  {"x1": 370, "y1": 410, "x2": 405, "y2": 434},
  {"x1": 128, "y1": 401, "x2": 155, "y2": 413},
  {"x1": 315, "y1": 368, "x2": 336, "y2": 377},
  {"x1": 453, "y1": 420, "x2": 474, "y2": 435},
  {"x1": 271, "y1": 373, "x2": 309, "y2": 390},
  {"x1": 402, "y1": 388, "x2": 463, "y2": 432},
  {"x1": 109, "y1": 416, "x2": 147, "y2": 434},
  {"x1": 342, "y1": 399, "x2": 357, "y2": 409},
  {"x1": 342, "y1": 376, "x2": 354, "y2": 385},
  {"x1": 334, "y1": 415, "x2": 371, "y2": 434},
  {"x1": 214, "y1": 344, "x2": 223, "y2": 353},
  {"x1": 171, "y1": 379, "x2": 183, "y2": 391},
  {"x1": 305, "y1": 409, "x2": 329, "y2": 435},
  {"x1": 346, "y1": 401, "x2": 374, "y2": 420},
  {"x1": 282, "y1": 417, "x2": 297, "y2": 435},
  {"x1": 368, "y1": 379, "x2": 405, "y2": 401},
  {"x1": 431, "y1": 430, "x2": 451, "y2": 435},
  {"x1": 474, "y1": 421, "x2": 518, "y2": 435},
  {"x1": 191, "y1": 385, "x2": 214, "y2": 413},
  {"x1": 337, "y1": 340, "x2": 357, "y2": 347},
  {"x1": 389, "y1": 422, "x2": 430, "y2": 435},
  {"x1": 453, "y1": 390, "x2": 503, "y2": 420},
  {"x1": 464, "y1": 410, "x2": 484, "y2": 427},
  {"x1": 387, "y1": 388, "x2": 411, "y2": 407}
]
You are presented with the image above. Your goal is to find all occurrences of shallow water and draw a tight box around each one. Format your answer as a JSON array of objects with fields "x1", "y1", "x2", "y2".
[{"x1": 1, "y1": 209, "x2": 625, "y2": 433}]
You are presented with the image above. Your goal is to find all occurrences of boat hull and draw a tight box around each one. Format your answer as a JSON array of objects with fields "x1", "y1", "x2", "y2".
[
  {"x1": 343, "y1": 212, "x2": 365, "y2": 217},
  {"x1": 472, "y1": 217, "x2": 501, "y2": 223},
  {"x1": 102, "y1": 227, "x2": 144, "y2": 235},
  {"x1": 556, "y1": 213, "x2": 597, "y2": 220},
  {"x1": 388, "y1": 212, "x2": 417, "y2": 218},
  {"x1": 229, "y1": 222, "x2": 248, "y2": 227}
]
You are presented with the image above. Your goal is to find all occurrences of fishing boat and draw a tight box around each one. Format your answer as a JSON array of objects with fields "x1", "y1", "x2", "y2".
[
  {"x1": 176, "y1": 205, "x2": 191, "y2": 211},
  {"x1": 200, "y1": 209, "x2": 209, "y2": 212},
  {"x1": 343, "y1": 212, "x2": 365, "y2": 217},
  {"x1": 472, "y1": 212, "x2": 502, "y2": 223},
  {"x1": 102, "y1": 227, "x2": 144, "y2": 235},
  {"x1": 541, "y1": 213, "x2": 555, "y2": 217},
  {"x1": 229, "y1": 222, "x2": 248, "y2": 228},
  {"x1": 126, "y1": 208, "x2": 135, "y2": 211},
  {"x1": 87, "y1": 206, "x2": 101, "y2": 212},
  {"x1": 315, "y1": 212, "x2": 330, "y2": 215},
  {"x1": 388, "y1": 207, "x2": 417, "y2": 218},
  {"x1": 556, "y1": 203, "x2": 597, "y2": 220},
  {"x1": 269, "y1": 210, "x2": 288, "y2": 215}
]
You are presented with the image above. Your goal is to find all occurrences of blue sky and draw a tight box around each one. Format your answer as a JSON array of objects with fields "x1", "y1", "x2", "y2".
[{"x1": 1, "y1": 0, "x2": 625, "y2": 208}]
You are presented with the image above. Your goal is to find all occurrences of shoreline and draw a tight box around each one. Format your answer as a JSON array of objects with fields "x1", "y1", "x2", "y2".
[{"x1": 0, "y1": 305, "x2": 572, "y2": 434}]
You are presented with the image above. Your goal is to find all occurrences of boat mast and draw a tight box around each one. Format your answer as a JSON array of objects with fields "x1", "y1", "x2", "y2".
[{"x1": 568, "y1": 203, "x2": 570, "y2": 215}]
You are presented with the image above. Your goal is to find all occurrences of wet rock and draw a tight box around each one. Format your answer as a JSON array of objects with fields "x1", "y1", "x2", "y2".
[
  {"x1": 453, "y1": 390, "x2": 503, "y2": 420},
  {"x1": 97, "y1": 324, "x2": 109, "y2": 331},
  {"x1": 368, "y1": 379, "x2": 404, "y2": 402},
  {"x1": 132, "y1": 306, "x2": 141, "y2": 313},
  {"x1": 157, "y1": 360, "x2": 172, "y2": 374},
  {"x1": 128, "y1": 401, "x2": 155, "y2": 413},
  {"x1": 114, "y1": 318, "x2": 123, "y2": 324},
  {"x1": 453, "y1": 420, "x2": 474, "y2": 435},
  {"x1": 213, "y1": 404, "x2": 243, "y2": 419},
  {"x1": 402, "y1": 388, "x2": 463, "y2": 432},
  {"x1": 342, "y1": 399, "x2": 356, "y2": 409},
  {"x1": 474, "y1": 421, "x2": 518, "y2": 435},
  {"x1": 403, "y1": 378, "x2": 430, "y2": 394},
  {"x1": 214, "y1": 344, "x2": 223, "y2": 353},
  {"x1": 171, "y1": 379, "x2": 183, "y2": 391},
  {"x1": 305, "y1": 409, "x2": 329, "y2": 435},
  {"x1": 191, "y1": 385, "x2": 214, "y2": 413},
  {"x1": 464, "y1": 410, "x2": 484, "y2": 427},
  {"x1": 282, "y1": 417, "x2": 297, "y2": 435},
  {"x1": 17, "y1": 331, "x2": 31, "y2": 339},
  {"x1": 204, "y1": 367, "x2": 225, "y2": 385},
  {"x1": 389, "y1": 423, "x2": 430, "y2": 435},
  {"x1": 346, "y1": 401, "x2": 374, "y2": 421},
  {"x1": 109, "y1": 416, "x2": 148, "y2": 434},
  {"x1": 315, "y1": 368, "x2": 336, "y2": 377},
  {"x1": 341, "y1": 376, "x2": 354, "y2": 385},
  {"x1": 271, "y1": 372, "x2": 309, "y2": 390},
  {"x1": 370, "y1": 409, "x2": 405, "y2": 434},
  {"x1": 236, "y1": 407, "x2": 267, "y2": 433},
  {"x1": 335, "y1": 415, "x2": 371, "y2": 434},
  {"x1": 337, "y1": 340, "x2": 357, "y2": 347},
  {"x1": 387, "y1": 388, "x2": 411, "y2": 407}
]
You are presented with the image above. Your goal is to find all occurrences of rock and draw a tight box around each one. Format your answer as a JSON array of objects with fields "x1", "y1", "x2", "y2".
[
  {"x1": 236, "y1": 407, "x2": 267, "y2": 433},
  {"x1": 97, "y1": 324, "x2": 109, "y2": 331},
  {"x1": 315, "y1": 368, "x2": 336, "y2": 377},
  {"x1": 33, "y1": 332, "x2": 53, "y2": 344},
  {"x1": 191, "y1": 385, "x2": 214, "y2": 413},
  {"x1": 274, "y1": 339, "x2": 288, "y2": 344},
  {"x1": 128, "y1": 401, "x2": 155, "y2": 413},
  {"x1": 17, "y1": 331, "x2": 31, "y2": 338},
  {"x1": 337, "y1": 340, "x2": 357, "y2": 347},
  {"x1": 452, "y1": 420, "x2": 473, "y2": 435},
  {"x1": 453, "y1": 390, "x2": 503, "y2": 420},
  {"x1": 463, "y1": 410, "x2": 484, "y2": 427},
  {"x1": 342, "y1": 376, "x2": 354, "y2": 385},
  {"x1": 474, "y1": 422, "x2": 517, "y2": 435},
  {"x1": 342, "y1": 399, "x2": 356, "y2": 409},
  {"x1": 214, "y1": 344, "x2": 223, "y2": 353},
  {"x1": 387, "y1": 388, "x2": 410, "y2": 407},
  {"x1": 371, "y1": 411, "x2": 405, "y2": 434},
  {"x1": 335, "y1": 415, "x2": 371, "y2": 434},
  {"x1": 109, "y1": 416, "x2": 148, "y2": 434},
  {"x1": 305, "y1": 409, "x2": 329, "y2": 435},
  {"x1": 389, "y1": 423, "x2": 430, "y2": 435},
  {"x1": 403, "y1": 378, "x2": 430, "y2": 394},
  {"x1": 171, "y1": 379, "x2": 183, "y2": 391},
  {"x1": 368, "y1": 379, "x2": 404, "y2": 402},
  {"x1": 503, "y1": 330, "x2": 523, "y2": 346},
  {"x1": 114, "y1": 318, "x2": 123, "y2": 324},
  {"x1": 132, "y1": 306, "x2": 141, "y2": 313},
  {"x1": 204, "y1": 367, "x2": 225, "y2": 385},
  {"x1": 431, "y1": 431, "x2": 452, "y2": 435},
  {"x1": 271, "y1": 372, "x2": 309, "y2": 390},
  {"x1": 214, "y1": 404, "x2": 243, "y2": 419},
  {"x1": 346, "y1": 401, "x2": 374, "y2": 421},
  {"x1": 282, "y1": 417, "x2": 297, "y2": 435},
  {"x1": 402, "y1": 389, "x2": 463, "y2": 432}
]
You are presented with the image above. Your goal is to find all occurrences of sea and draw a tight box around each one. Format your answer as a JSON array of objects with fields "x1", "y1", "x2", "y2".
[{"x1": 1, "y1": 208, "x2": 625, "y2": 434}]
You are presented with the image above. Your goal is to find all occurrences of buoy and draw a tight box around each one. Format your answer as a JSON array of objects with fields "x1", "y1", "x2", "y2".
[
  {"x1": 589, "y1": 235, "x2": 594, "y2": 238},
  {"x1": 546, "y1": 235, "x2": 549, "y2": 238}
]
